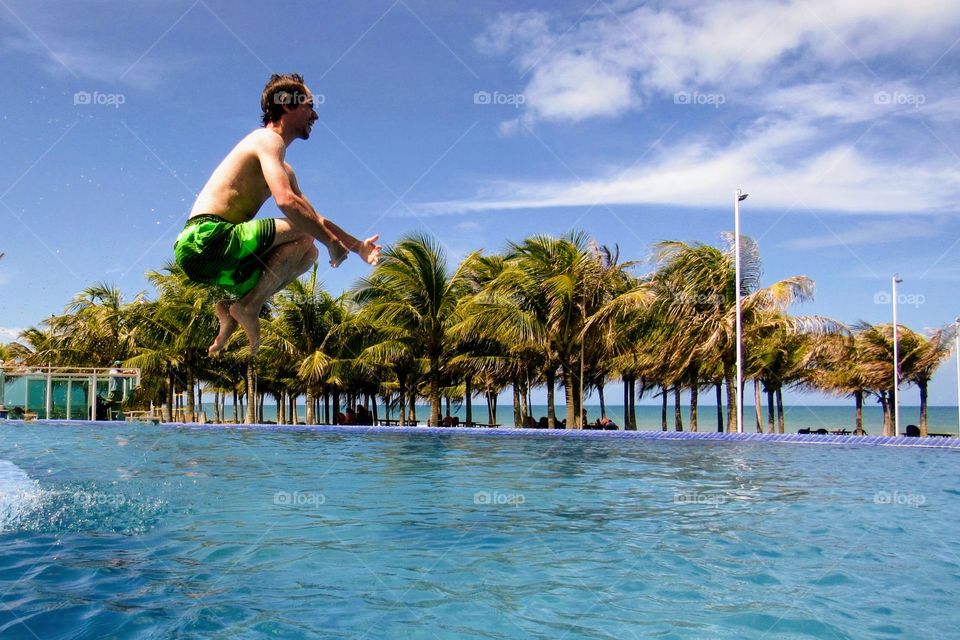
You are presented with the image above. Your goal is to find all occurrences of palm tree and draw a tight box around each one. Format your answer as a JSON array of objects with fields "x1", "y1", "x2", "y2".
[
  {"x1": 353, "y1": 233, "x2": 474, "y2": 427},
  {"x1": 902, "y1": 325, "x2": 954, "y2": 436},
  {"x1": 651, "y1": 234, "x2": 819, "y2": 432}
]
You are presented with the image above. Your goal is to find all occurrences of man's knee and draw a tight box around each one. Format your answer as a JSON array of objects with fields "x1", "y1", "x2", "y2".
[{"x1": 305, "y1": 243, "x2": 319, "y2": 263}]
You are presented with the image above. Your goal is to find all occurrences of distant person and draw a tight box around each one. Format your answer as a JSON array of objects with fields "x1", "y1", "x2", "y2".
[
  {"x1": 107, "y1": 361, "x2": 125, "y2": 420},
  {"x1": 356, "y1": 405, "x2": 372, "y2": 426},
  {"x1": 175, "y1": 73, "x2": 381, "y2": 356},
  {"x1": 344, "y1": 408, "x2": 357, "y2": 425}
]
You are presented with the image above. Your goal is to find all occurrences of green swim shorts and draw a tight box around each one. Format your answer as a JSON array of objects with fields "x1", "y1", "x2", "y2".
[{"x1": 173, "y1": 214, "x2": 277, "y2": 297}]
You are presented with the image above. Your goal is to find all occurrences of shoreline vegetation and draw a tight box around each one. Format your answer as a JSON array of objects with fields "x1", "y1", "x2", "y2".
[{"x1": 1, "y1": 232, "x2": 954, "y2": 436}]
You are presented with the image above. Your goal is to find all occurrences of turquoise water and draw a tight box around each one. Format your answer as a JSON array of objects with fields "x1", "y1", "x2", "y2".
[
  {"x1": 2, "y1": 423, "x2": 959, "y2": 638},
  {"x1": 226, "y1": 403, "x2": 960, "y2": 434}
]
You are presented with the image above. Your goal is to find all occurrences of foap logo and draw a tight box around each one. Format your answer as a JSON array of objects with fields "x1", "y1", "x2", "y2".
[
  {"x1": 873, "y1": 291, "x2": 925, "y2": 308},
  {"x1": 73, "y1": 91, "x2": 126, "y2": 108},
  {"x1": 673, "y1": 91, "x2": 726, "y2": 108},
  {"x1": 874, "y1": 90, "x2": 925, "y2": 108},
  {"x1": 273, "y1": 91, "x2": 325, "y2": 106},
  {"x1": 473, "y1": 91, "x2": 526, "y2": 108},
  {"x1": 473, "y1": 490, "x2": 525, "y2": 507},
  {"x1": 273, "y1": 490, "x2": 325, "y2": 508},
  {"x1": 673, "y1": 490, "x2": 727, "y2": 506},
  {"x1": 874, "y1": 490, "x2": 926, "y2": 507}
]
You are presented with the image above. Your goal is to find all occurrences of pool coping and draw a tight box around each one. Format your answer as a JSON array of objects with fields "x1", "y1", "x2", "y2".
[{"x1": 10, "y1": 420, "x2": 960, "y2": 449}]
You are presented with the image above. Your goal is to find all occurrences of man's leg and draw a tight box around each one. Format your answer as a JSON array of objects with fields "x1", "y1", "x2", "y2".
[{"x1": 226, "y1": 220, "x2": 319, "y2": 354}]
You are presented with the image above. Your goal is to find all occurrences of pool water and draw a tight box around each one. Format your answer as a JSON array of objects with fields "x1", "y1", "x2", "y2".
[{"x1": 1, "y1": 423, "x2": 958, "y2": 639}]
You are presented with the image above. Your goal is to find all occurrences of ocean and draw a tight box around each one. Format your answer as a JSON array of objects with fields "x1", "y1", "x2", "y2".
[{"x1": 195, "y1": 402, "x2": 960, "y2": 435}]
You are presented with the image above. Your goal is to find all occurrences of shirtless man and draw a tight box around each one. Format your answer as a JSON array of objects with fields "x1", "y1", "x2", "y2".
[{"x1": 174, "y1": 73, "x2": 380, "y2": 355}]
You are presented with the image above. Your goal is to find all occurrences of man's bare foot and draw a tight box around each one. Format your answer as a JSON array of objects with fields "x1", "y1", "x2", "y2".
[
  {"x1": 229, "y1": 301, "x2": 261, "y2": 355},
  {"x1": 359, "y1": 235, "x2": 381, "y2": 266},
  {"x1": 328, "y1": 240, "x2": 349, "y2": 268},
  {"x1": 208, "y1": 301, "x2": 238, "y2": 355}
]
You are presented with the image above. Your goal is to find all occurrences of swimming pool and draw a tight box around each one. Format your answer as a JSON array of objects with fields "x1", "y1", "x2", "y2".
[{"x1": 1, "y1": 423, "x2": 958, "y2": 639}]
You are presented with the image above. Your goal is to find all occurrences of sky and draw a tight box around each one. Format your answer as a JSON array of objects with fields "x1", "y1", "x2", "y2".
[{"x1": 0, "y1": 0, "x2": 959, "y2": 407}]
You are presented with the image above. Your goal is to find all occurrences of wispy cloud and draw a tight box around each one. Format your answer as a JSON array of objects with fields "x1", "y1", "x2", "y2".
[
  {"x1": 421, "y1": 117, "x2": 960, "y2": 215},
  {"x1": 477, "y1": 0, "x2": 960, "y2": 125},
  {"x1": 782, "y1": 218, "x2": 941, "y2": 250},
  {"x1": 436, "y1": 1, "x2": 960, "y2": 218},
  {"x1": 0, "y1": 326, "x2": 22, "y2": 342}
]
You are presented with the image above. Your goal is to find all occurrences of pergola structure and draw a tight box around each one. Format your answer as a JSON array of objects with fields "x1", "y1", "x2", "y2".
[{"x1": 0, "y1": 364, "x2": 141, "y2": 420}]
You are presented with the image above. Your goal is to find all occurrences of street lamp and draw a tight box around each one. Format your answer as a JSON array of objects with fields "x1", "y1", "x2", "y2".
[
  {"x1": 734, "y1": 189, "x2": 748, "y2": 434},
  {"x1": 891, "y1": 275, "x2": 902, "y2": 437}
]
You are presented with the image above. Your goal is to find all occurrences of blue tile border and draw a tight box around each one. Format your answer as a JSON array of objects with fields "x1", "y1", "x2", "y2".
[{"x1": 22, "y1": 420, "x2": 955, "y2": 449}]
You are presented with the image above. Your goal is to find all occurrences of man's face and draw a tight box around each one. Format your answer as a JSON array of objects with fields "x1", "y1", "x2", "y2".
[{"x1": 288, "y1": 89, "x2": 318, "y2": 140}]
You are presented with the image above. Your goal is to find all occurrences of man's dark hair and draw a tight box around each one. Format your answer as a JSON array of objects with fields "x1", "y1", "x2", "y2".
[{"x1": 261, "y1": 73, "x2": 309, "y2": 126}]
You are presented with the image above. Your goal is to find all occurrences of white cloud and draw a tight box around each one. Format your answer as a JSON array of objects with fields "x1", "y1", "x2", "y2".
[
  {"x1": 421, "y1": 117, "x2": 960, "y2": 215},
  {"x1": 782, "y1": 218, "x2": 940, "y2": 250},
  {"x1": 0, "y1": 327, "x2": 22, "y2": 343},
  {"x1": 478, "y1": 0, "x2": 960, "y2": 124},
  {"x1": 439, "y1": 1, "x2": 960, "y2": 217}
]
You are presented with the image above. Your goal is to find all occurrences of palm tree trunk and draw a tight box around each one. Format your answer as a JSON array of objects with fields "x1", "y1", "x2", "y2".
[
  {"x1": 879, "y1": 391, "x2": 891, "y2": 436},
  {"x1": 623, "y1": 377, "x2": 629, "y2": 427},
  {"x1": 289, "y1": 394, "x2": 297, "y2": 424},
  {"x1": 715, "y1": 383, "x2": 723, "y2": 432},
  {"x1": 766, "y1": 387, "x2": 775, "y2": 433},
  {"x1": 776, "y1": 388, "x2": 785, "y2": 433},
  {"x1": 245, "y1": 362, "x2": 256, "y2": 425},
  {"x1": 185, "y1": 368, "x2": 196, "y2": 423},
  {"x1": 562, "y1": 365, "x2": 576, "y2": 429},
  {"x1": 919, "y1": 380, "x2": 928, "y2": 437},
  {"x1": 855, "y1": 390, "x2": 864, "y2": 435},
  {"x1": 306, "y1": 390, "x2": 315, "y2": 425},
  {"x1": 598, "y1": 382, "x2": 606, "y2": 419},
  {"x1": 630, "y1": 377, "x2": 638, "y2": 428},
  {"x1": 165, "y1": 368, "x2": 175, "y2": 422},
  {"x1": 724, "y1": 363, "x2": 737, "y2": 433},
  {"x1": 430, "y1": 355, "x2": 442, "y2": 427},
  {"x1": 689, "y1": 382, "x2": 698, "y2": 433},
  {"x1": 232, "y1": 389, "x2": 238, "y2": 423},
  {"x1": 661, "y1": 386, "x2": 667, "y2": 431},
  {"x1": 546, "y1": 369, "x2": 557, "y2": 428},
  {"x1": 673, "y1": 385, "x2": 682, "y2": 431},
  {"x1": 277, "y1": 392, "x2": 285, "y2": 424},
  {"x1": 512, "y1": 383, "x2": 521, "y2": 427},
  {"x1": 753, "y1": 380, "x2": 762, "y2": 432},
  {"x1": 398, "y1": 376, "x2": 407, "y2": 426},
  {"x1": 409, "y1": 386, "x2": 418, "y2": 423},
  {"x1": 465, "y1": 375, "x2": 473, "y2": 427},
  {"x1": 520, "y1": 381, "x2": 529, "y2": 425}
]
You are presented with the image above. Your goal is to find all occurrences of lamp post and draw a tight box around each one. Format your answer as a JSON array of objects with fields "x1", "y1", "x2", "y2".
[
  {"x1": 734, "y1": 189, "x2": 748, "y2": 434},
  {"x1": 955, "y1": 317, "x2": 960, "y2": 437},
  {"x1": 891, "y1": 275, "x2": 902, "y2": 437}
]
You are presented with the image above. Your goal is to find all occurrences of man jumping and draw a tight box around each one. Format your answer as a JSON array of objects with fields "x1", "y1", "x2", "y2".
[{"x1": 174, "y1": 73, "x2": 380, "y2": 355}]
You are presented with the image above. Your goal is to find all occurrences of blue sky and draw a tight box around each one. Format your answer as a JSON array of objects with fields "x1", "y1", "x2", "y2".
[{"x1": 1, "y1": 0, "x2": 959, "y2": 407}]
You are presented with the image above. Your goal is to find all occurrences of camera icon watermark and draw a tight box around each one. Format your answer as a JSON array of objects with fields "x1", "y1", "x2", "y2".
[
  {"x1": 874, "y1": 91, "x2": 925, "y2": 108},
  {"x1": 273, "y1": 490, "x2": 325, "y2": 508},
  {"x1": 273, "y1": 91, "x2": 325, "y2": 106},
  {"x1": 473, "y1": 490, "x2": 525, "y2": 507},
  {"x1": 673, "y1": 490, "x2": 727, "y2": 506},
  {"x1": 73, "y1": 91, "x2": 126, "y2": 108},
  {"x1": 673, "y1": 91, "x2": 726, "y2": 108},
  {"x1": 873, "y1": 291, "x2": 925, "y2": 308},
  {"x1": 473, "y1": 90, "x2": 526, "y2": 108},
  {"x1": 874, "y1": 490, "x2": 925, "y2": 507}
]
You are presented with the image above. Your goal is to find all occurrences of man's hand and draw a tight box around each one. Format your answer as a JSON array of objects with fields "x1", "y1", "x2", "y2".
[
  {"x1": 328, "y1": 240, "x2": 349, "y2": 268},
  {"x1": 359, "y1": 235, "x2": 382, "y2": 266}
]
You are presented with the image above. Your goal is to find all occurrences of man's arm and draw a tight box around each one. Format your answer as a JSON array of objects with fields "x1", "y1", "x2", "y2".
[
  {"x1": 254, "y1": 132, "x2": 344, "y2": 249},
  {"x1": 255, "y1": 131, "x2": 380, "y2": 265},
  {"x1": 286, "y1": 165, "x2": 379, "y2": 257}
]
